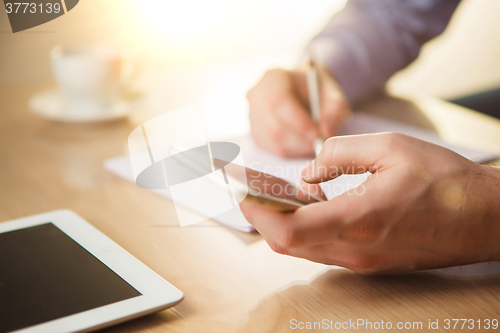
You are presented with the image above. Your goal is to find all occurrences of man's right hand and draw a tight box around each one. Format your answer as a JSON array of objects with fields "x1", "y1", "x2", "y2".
[{"x1": 246, "y1": 67, "x2": 351, "y2": 157}]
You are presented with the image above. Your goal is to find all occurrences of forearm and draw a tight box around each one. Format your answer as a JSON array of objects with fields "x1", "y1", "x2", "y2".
[{"x1": 310, "y1": 0, "x2": 460, "y2": 103}]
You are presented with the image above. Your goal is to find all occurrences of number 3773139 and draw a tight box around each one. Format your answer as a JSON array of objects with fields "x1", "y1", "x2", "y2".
[
  {"x1": 443, "y1": 319, "x2": 498, "y2": 330},
  {"x1": 5, "y1": 2, "x2": 62, "y2": 14}
]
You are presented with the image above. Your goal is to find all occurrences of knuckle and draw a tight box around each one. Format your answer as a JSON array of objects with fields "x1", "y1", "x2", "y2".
[
  {"x1": 261, "y1": 68, "x2": 286, "y2": 88},
  {"x1": 247, "y1": 68, "x2": 286, "y2": 102},
  {"x1": 267, "y1": 91, "x2": 289, "y2": 110}
]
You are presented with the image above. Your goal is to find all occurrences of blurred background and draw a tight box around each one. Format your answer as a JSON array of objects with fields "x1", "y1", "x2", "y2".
[{"x1": 1, "y1": 0, "x2": 500, "y2": 138}]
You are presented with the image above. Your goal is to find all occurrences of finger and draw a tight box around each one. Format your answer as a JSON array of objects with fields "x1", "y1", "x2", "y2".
[
  {"x1": 273, "y1": 92, "x2": 319, "y2": 144},
  {"x1": 300, "y1": 133, "x2": 403, "y2": 184},
  {"x1": 251, "y1": 109, "x2": 315, "y2": 157},
  {"x1": 277, "y1": 124, "x2": 317, "y2": 157},
  {"x1": 240, "y1": 201, "x2": 293, "y2": 242},
  {"x1": 249, "y1": 113, "x2": 283, "y2": 154},
  {"x1": 295, "y1": 181, "x2": 327, "y2": 203},
  {"x1": 268, "y1": 69, "x2": 330, "y2": 142},
  {"x1": 288, "y1": 67, "x2": 349, "y2": 139},
  {"x1": 263, "y1": 239, "x2": 364, "y2": 271},
  {"x1": 267, "y1": 240, "x2": 382, "y2": 274},
  {"x1": 243, "y1": 189, "x2": 387, "y2": 250},
  {"x1": 275, "y1": 241, "x2": 411, "y2": 274},
  {"x1": 247, "y1": 69, "x2": 319, "y2": 157},
  {"x1": 242, "y1": 197, "x2": 383, "y2": 270},
  {"x1": 240, "y1": 198, "x2": 347, "y2": 249},
  {"x1": 319, "y1": 79, "x2": 351, "y2": 138}
]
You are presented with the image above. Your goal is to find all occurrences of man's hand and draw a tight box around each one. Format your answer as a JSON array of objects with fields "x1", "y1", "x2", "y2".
[
  {"x1": 246, "y1": 67, "x2": 350, "y2": 157},
  {"x1": 240, "y1": 133, "x2": 500, "y2": 274}
]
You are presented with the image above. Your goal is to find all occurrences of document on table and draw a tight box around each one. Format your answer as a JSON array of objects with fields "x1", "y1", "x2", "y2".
[{"x1": 104, "y1": 112, "x2": 498, "y2": 232}]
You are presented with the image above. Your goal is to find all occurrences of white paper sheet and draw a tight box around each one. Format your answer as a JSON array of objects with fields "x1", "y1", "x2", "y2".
[{"x1": 104, "y1": 113, "x2": 498, "y2": 232}]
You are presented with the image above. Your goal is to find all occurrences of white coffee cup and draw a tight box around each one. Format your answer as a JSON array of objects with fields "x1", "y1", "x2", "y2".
[{"x1": 51, "y1": 45, "x2": 131, "y2": 115}]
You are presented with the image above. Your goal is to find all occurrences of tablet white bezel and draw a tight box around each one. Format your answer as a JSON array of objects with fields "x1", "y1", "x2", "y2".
[{"x1": 0, "y1": 209, "x2": 183, "y2": 333}]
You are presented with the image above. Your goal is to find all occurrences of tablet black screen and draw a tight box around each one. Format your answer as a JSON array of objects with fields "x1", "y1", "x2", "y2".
[{"x1": 0, "y1": 223, "x2": 141, "y2": 333}]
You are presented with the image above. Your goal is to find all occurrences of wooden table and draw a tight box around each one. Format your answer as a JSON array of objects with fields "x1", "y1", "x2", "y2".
[{"x1": 1, "y1": 83, "x2": 499, "y2": 332}]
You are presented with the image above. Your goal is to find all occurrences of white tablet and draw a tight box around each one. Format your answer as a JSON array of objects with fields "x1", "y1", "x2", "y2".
[{"x1": 0, "y1": 209, "x2": 183, "y2": 333}]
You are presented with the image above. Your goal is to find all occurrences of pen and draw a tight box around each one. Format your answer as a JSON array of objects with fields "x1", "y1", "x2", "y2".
[{"x1": 306, "y1": 55, "x2": 324, "y2": 156}]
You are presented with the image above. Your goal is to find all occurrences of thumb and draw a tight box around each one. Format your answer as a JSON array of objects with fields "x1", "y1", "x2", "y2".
[{"x1": 301, "y1": 133, "x2": 395, "y2": 184}]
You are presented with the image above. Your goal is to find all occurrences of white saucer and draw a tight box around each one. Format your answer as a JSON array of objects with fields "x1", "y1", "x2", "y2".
[{"x1": 29, "y1": 89, "x2": 146, "y2": 122}]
